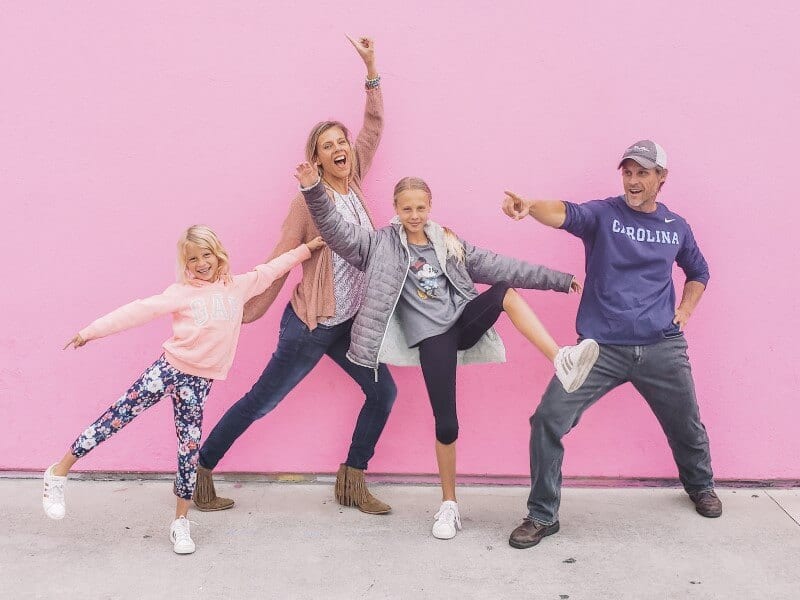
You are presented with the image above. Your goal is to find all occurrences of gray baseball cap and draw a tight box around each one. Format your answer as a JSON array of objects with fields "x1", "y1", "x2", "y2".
[{"x1": 618, "y1": 139, "x2": 668, "y2": 169}]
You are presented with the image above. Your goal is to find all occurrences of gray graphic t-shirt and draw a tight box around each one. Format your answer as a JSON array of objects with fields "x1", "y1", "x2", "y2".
[{"x1": 397, "y1": 242, "x2": 468, "y2": 347}]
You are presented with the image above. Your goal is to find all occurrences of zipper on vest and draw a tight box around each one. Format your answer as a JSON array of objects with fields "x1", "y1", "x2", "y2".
[{"x1": 374, "y1": 242, "x2": 412, "y2": 374}]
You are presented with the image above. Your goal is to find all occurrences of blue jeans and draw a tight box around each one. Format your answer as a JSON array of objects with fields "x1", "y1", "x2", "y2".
[
  {"x1": 527, "y1": 335, "x2": 714, "y2": 524},
  {"x1": 199, "y1": 303, "x2": 397, "y2": 471}
]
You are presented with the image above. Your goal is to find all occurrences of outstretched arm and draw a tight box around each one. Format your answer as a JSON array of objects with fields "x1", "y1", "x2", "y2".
[
  {"x1": 502, "y1": 191, "x2": 567, "y2": 229},
  {"x1": 463, "y1": 240, "x2": 574, "y2": 293},
  {"x1": 238, "y1": 242, "x2": 325, "y2": 302},
  {"x1": 68, "y1": 288, "x2": 184, "y2": 347}
]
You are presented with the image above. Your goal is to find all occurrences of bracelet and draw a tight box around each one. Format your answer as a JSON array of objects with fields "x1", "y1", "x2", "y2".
[{"x1": 365, "y1": 74, "x2": 381, "y2": 89}]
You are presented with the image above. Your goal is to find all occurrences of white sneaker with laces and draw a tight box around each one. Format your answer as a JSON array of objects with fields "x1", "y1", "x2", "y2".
[
  {"x1": 170, "y1": 516, "x2": 196, "y2": 554},
  {"x1": 42, "y1": 464, "x2": 67, "y2": 520},
  {"x1": 554, "y1": 339, "x2": 600, "y2": 393},
  {"x1": 432, "y1": 500, "x2": 462, "y2": 540}
]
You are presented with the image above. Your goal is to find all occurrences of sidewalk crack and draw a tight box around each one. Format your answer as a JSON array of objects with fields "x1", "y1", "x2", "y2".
[{"x1": 765, "y1": 491, "x2": 800, "y2": 527}]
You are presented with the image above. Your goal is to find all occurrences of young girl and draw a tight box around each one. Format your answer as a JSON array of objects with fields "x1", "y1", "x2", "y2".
[
  {"x1": 42, "y1": 225, "x2": 323, "y2": 554},
  {"x1": 295, "y1": 164, "x2": 599, "y2": 540}
]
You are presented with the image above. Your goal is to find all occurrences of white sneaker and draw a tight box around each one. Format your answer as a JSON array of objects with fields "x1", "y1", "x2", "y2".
[
  {"x1": 42, "y1": 464, "x2": 67, "y2": 520},
  {"x1": 432, "y1": 500, "x2": 462, "y2": 540},
  {"x1": 170, "y1": 516, "x2": 196, "y2": 554},
  {"x1": 554, "y1": 339, "x2": 599, "y2": 393}
]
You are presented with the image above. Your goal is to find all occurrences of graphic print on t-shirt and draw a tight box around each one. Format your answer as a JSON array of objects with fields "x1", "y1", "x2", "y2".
[{"x1": 410, "y1": 256, "x2": 441, "y2": 299}]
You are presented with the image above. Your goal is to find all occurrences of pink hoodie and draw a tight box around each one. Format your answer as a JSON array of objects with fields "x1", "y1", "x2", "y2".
[{"x1": 79, "y1": 245, "x2": 311, "y2": 380}]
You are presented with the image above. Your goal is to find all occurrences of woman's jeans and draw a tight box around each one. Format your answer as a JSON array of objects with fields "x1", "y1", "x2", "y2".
[
  {"x1": 199, "y1": 303, "x2": 397, "y2": 471},
  {"x1": 527, "y1": 335, "x2": 715, "y2": 525}
]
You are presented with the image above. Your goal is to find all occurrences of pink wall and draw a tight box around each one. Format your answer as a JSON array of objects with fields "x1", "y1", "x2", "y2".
[{"x1": 3, "y1": 2, "x2": 799, "y2": 480}]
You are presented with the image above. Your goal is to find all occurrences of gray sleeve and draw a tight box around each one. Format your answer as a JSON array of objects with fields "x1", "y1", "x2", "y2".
[
  {"x1": 463, "y1": 240, "x2": 573, "y2": 292},
  {"x1": 301, "y1": 181, "x2": 375, "y2": 272}
]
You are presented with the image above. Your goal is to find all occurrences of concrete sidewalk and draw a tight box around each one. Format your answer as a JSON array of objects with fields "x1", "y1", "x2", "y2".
[{"x1": 2, "y1": 477, "x2": 798, "y2": 599}]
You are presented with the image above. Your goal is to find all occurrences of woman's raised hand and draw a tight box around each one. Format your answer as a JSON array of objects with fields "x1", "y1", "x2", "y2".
[
  {"x1": 305, "y1": 236, "x2": 326, "y2": 253},
  {"x1": 63, "y1": 333, "x2": 87, "y2": 350},
  {"x1": 294, "y1": 162, "x2": 319, "y2": 188},
  {"x1": 346, "y1": 35, "x2": 377, "y2": 77}
]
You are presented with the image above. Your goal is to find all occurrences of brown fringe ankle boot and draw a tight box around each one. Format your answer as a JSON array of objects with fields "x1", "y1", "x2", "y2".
[
  {"x1": 192, "y1": 465, "x2": 235, "y2": 512},
  {"x1": 334, "y1": 463, "x2": 391, "y2": 515}
]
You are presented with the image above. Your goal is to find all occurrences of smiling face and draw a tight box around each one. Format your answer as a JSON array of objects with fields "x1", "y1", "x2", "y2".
[
  {"x1": 394, "y1": 188, "x2": 432, "y2": 239},
  {"x1": 620, "y1": 159, "x2": 667, "y2": 212},
  {"x1": 184, "y1": 241, "x2": 220, "y2": 282},
  {"x1": 314, "y1": 126, "x2": 352, "y2": 182}
]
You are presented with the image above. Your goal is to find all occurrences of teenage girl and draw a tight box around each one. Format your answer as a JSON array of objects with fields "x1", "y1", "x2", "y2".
[
  {"x1": 295, "y1": 164, "x2": 599, "y2": 540},
  {"x1": 42, "y1": 225, "x2": 323, "y2": 554}
]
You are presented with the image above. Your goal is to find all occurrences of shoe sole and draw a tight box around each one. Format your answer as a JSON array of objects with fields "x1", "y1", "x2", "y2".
[
  {"x1": 508, "y1": 522, "x2": 560, "y2": 549},
  {"x1": 336, "y1": 497, "x2": 392, "y2": 515},
  {"x1": 173, "y1": 544, "x2": 196, "y2": 554},
  {"x1": 193, "y1": 501, "x2": 235, "y2": 512},
  {"x1": 356, "y1": 505, "x2": 392, "y2": 515},
  {"x1": 564, "y1": 340, "x2": 599, "y2": 393},
  {"x1": 43, "y1": 505, "x2": 65, "y2": 520},
  {"x1": 695, "y1": 507, "x2": 722, "y2": 518}
]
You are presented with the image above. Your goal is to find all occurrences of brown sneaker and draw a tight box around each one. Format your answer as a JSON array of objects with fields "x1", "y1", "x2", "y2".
[
  {"x1": 508, "y1": 518, "x2": 560, "y2": 549},
  {"x1": 334, "y1": 464, "x2": 391, "y2": 515},
  {"x1": 192, "y1": 465, "x2": 235, "y2": 512},
  {"x1": 689, "y1": 489, "x2": 722, "y2": 518}
]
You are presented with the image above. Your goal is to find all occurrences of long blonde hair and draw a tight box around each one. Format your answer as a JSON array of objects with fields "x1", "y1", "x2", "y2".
[
  {"x1": 176, "y1": 225, "x2": 232, "y2": 284},
  {"x1": 392, "y1": 177, "x2": 465, "y2": 263}
]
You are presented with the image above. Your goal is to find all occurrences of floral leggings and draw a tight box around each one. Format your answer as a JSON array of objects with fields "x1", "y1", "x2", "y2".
[{"x1": 71, "y1": 355, "x2": 213, "y2": 500}]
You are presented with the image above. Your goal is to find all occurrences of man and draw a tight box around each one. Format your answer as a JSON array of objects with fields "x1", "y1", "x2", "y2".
[{"x1": 502, "y1": 140, "x2": 720, "y2": 550}]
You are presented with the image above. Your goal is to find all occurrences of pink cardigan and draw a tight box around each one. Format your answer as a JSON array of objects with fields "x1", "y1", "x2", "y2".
[{"x1": 246, "y1": 86, "x2": 383, "y2": 330}]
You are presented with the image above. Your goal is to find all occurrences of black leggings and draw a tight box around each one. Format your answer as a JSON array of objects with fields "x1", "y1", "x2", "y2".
[{"x1": 417, "y1": 282, "x2": 511, "y2": 444}]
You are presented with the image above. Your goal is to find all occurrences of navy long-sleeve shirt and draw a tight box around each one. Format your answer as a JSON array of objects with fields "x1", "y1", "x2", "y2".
[{"x1": 562, "y1": 196, "x2": 709, "y2": 345}]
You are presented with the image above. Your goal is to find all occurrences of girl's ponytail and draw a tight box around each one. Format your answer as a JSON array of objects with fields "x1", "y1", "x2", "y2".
[{"x1": 443, "y1": 227, "x2": 465, "y2": 264}]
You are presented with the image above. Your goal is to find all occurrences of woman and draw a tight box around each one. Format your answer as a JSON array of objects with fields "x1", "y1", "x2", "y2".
[
  {"x1": 193, "y1": 36, "x2": 397, "y2": 516},
  {"x1": 295, "y1": 167, "x2": 599, "y2": 539}
]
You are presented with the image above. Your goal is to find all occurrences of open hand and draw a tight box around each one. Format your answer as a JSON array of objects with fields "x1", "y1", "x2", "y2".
[
  {"x1": 306, "y1": 236, "x2": 326, "y2": 252},
  {"x1": 570, "y1": 278, "x2": 583, "y2": 294},
  {"x1": 294, "y1": 162, "x2": 319, "y2": 188},
  {"x1": 64, "y1": 333, "x2": 87, "y2": 349},
  {"x1": 502, "y1": 191, "x2": 532, "y2": 220}
]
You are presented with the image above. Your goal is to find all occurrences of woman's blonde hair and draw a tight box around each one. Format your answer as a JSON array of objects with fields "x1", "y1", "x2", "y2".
[
  {"x1": 392, "y1": 177, "x2": 465, "y2": 263},
  {"x1": 176, "y1": 225, "x2": 232, "y2": 284},
  {"x1": 305, "y1": 120, "x2": 352, "y2": 177}
]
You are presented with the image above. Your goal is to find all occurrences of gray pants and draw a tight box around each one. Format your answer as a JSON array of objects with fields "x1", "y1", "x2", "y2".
[{"x1": 527, "y1": 335, "x2": 714, "y2": 524}]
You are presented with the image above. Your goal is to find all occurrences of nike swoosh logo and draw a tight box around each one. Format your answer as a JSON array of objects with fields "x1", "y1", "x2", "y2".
[{"x1": 664, "y1": 218, "x2": 675, "y2": 223}]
